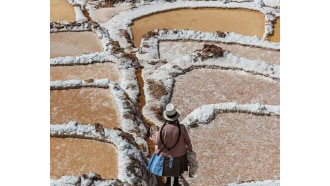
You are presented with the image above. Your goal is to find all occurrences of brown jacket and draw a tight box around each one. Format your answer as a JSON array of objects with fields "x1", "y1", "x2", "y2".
[{"x1": 151, "y1": 121, "x2": 193, "y2": 157}]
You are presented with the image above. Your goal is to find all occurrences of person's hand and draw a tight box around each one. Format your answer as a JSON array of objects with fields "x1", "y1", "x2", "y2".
[
  {"x1": 149, "y1": 125, "x2": 155, "y2": 134},
  {"x1": 149, "y1": 125, "x2": 159, "y2": 140},
  {"x1": 149, "y1": 125, "x2": 159, "y2": 135}
]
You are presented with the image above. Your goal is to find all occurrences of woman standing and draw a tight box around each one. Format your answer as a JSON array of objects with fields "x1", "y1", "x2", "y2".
[{"x1": 150, "y1": 103, "x2": 193, "y2": 186}]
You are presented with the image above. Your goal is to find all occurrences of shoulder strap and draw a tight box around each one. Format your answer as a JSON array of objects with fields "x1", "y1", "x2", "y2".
[{"x1": 160, "y1": 121, "x2": 181, "y2": 151}]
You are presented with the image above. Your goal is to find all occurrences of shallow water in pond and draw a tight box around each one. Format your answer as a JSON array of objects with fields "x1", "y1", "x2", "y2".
[
  {"x1": 50, "y1": 88, "x2": 120, "y2": 129},
  {"x1": 50, "y1": 137, "x2": 118, "y2": 179},
  {"x1": 171, "y1": 68, "x2": 279, "y2": 119},
  {"x1": 50, "y1": 32, "x2": 103, "y2": 58},
  {"x1": 268, "y1": 17, "x2": 280, "y2": 42},
  {"x1": 50, "y1": 0, "x2": 75, "y2": 22},
  {"x1": 131, "y1": 8, "x2": 265, "y2": 47},
  {"x1": 182, "y1": 113, "x2": 280, "y2": 185},
  {"x1": 50, "y1": 63, "x2": 121, "y2": 83},
  {"x1": 159, "y1": 41, "x2": 280, "y2": 64}
]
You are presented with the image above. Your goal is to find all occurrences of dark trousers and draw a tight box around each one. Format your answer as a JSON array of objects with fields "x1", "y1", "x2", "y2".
[{"x1": 165, "y1": 177, "x2": 179, "y2": 185}]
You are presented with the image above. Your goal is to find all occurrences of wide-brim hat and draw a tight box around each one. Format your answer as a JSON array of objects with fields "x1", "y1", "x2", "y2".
[{"x1": 163, "y1": 103, "x2": 180, "y2": 121}]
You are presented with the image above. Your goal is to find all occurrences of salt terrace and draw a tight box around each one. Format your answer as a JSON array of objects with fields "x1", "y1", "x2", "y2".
[{"x1": 50, "y1": 0, "x2": 280, "y2": 185}]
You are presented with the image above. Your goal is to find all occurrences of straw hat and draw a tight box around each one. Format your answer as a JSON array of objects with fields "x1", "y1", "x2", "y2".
[{"x1": 163, "y1": 103, "x2": 180, "y2": 121}]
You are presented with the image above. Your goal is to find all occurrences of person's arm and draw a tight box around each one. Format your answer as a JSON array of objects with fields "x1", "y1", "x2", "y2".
[
  {"x1": 150, "y1": 126, "x2": 160, "y2": 145},
  {"x1": 181, "y1": 125, "x2": 193, "y2": 151}
]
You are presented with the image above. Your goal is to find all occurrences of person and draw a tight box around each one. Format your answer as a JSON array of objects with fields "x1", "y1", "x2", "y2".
[{"x1": 150, "y1": 103, "x2": 193, "y2": 186}]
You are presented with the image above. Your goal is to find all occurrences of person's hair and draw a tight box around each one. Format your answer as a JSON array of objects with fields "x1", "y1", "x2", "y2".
[{"x1": 168, "y1": 119, "x2": 179, "y2": 124}]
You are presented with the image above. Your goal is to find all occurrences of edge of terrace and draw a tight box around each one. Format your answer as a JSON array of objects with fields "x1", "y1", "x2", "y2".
[
  {"x1": 181, "y1": 102, "x2": 280, "y2": 127},
  {"x1": 139, "y1": 29, "x2": 279, "y2": 59},
  {"x1": 50, "y1": 121, "x2": 154, "y2": 185},
  {"x1": 100, "y1": 0, "x2": 280, "y2": 51},
  {"x1": 50, "y1": 79, "x2": 149, "y2": 155},
  {"x1": 50, "y1": 21, "x2": 141, "y2": 104},
  {"x1": 139, "y1": 44, "x2": 279, "y2": 125}
]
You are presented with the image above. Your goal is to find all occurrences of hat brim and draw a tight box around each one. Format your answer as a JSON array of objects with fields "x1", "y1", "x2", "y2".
[{"x1": 163, "y1": 111, "x2": 180, "y2": 121}]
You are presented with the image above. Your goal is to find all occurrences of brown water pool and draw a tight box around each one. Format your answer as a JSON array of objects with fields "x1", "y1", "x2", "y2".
[
  {"x1": 50, "y1": 31, "x2": 103, "y2": 58},
  {"x1": 182, "y1": 113, "x2": 280, "y2": 185},
  {"x1": 171, "y1": 68, "x2": 279, "y2": 119},
  {"x1": 93, "y1": 5, "x2": 132, "y2": 23},
  {"x1": 50, "y1": 63, "x2": 121, "y2": 83},
  {"x1": 268, "y1": 17, "x2": 280, "y2": 42},
  {"x1": 160, "y1": 41, "x2": 280, "y2": 64},
  {"x1": 50, "y1": 0, "x2": 75, "y2": 22},
  {"x1": 131, "y1": 8, "x2": 265, "y2": 47},
  {"x1": 50, "y1": 137, "x2": 118, "y2": 179},
  {"x1": 50, "y1": 88, "x2": 120, "y2": 129}
]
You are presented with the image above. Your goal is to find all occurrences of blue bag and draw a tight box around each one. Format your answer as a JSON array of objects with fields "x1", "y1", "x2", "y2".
[{"x1": 147, "y1": 153, "x2": 164, "y2": 176}]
